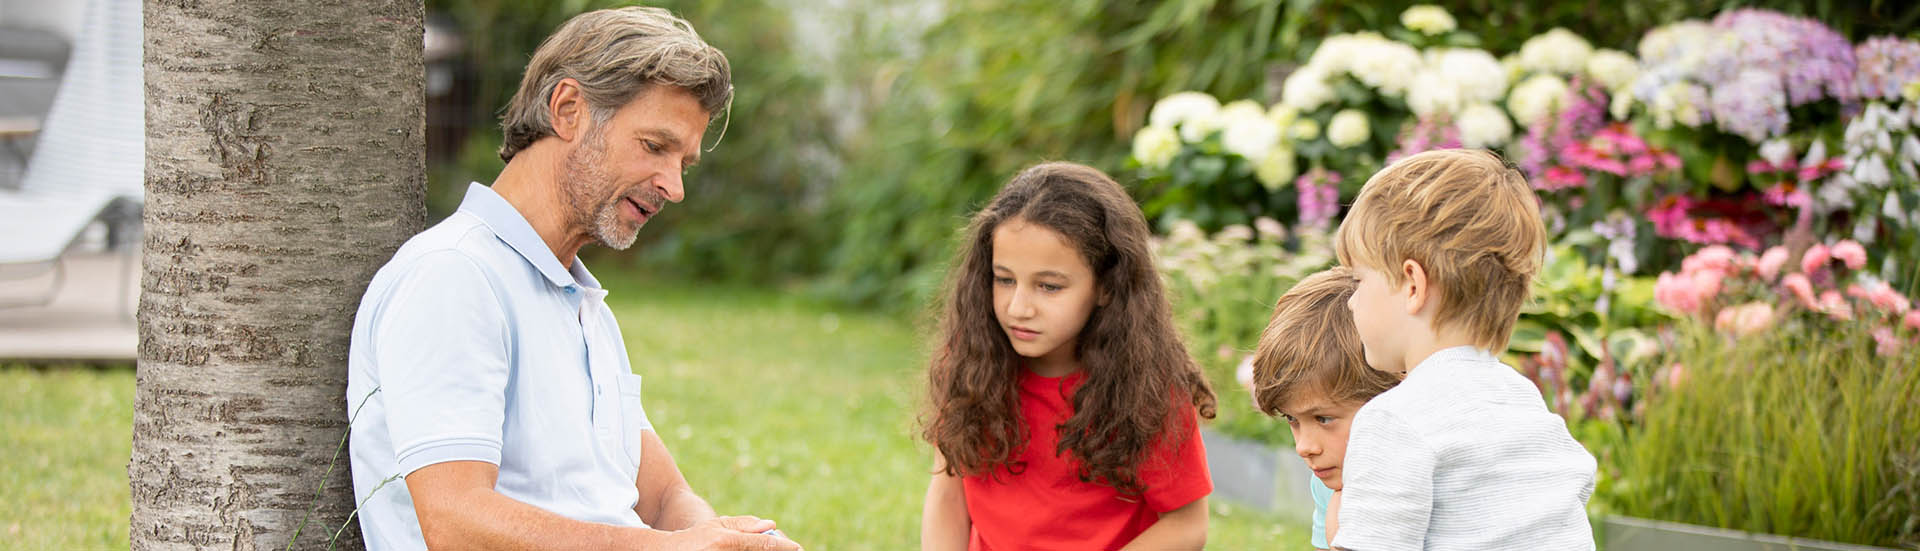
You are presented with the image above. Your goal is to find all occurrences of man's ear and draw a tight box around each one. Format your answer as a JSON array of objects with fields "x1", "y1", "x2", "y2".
[
  {"x1": 1401, "y1": 258, "x2": 1430, "y2": 316},
  {"x1": 547, "y1": 77, "x2": 586, "y2": 143}
]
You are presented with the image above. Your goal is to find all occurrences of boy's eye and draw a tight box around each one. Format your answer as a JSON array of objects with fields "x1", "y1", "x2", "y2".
[
  {"x1": 1280, "y1": 414, "x2": 1297, "y2": 425},
  {"x1": 1317, "y1": 416, "x2": 1336, "y2": 425},
  {"x1": 1038, "y1": 283, "x2": 1061, "y2": 292}
]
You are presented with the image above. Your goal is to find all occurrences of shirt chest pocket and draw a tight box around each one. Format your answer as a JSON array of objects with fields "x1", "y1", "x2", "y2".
[{"x1": 617, "y1": 372, "x2": 651, "y2": 472}]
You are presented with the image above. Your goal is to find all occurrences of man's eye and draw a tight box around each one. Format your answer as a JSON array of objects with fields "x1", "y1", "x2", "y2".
[{"x1": 644, "y1": 141, "x2": 663, "y2": 153}]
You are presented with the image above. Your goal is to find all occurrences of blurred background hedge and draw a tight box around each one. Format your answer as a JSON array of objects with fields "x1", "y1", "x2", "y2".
[{"x1": 429, "y1": 0, "x2": 1916, "y2": 310}]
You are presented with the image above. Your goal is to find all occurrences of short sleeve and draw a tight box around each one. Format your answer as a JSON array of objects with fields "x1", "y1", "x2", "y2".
[
  {"x1": 1310, "y1": 476, "x2": 1333, "y2": 548},
  {"x1": 1139, "y1": 404, "x2": 1212, "y2": 514},
  {"x1": 368, "y1": 250, "x2": 512, "y2": 476},
  {"x1": 1329, "y1": 405, "x2": 1434, "y2": 550}
]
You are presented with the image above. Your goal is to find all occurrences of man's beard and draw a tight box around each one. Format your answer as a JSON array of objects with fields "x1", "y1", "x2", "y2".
[{"x1": 562, "y1": 129, "x2": 660, "y2": 251}]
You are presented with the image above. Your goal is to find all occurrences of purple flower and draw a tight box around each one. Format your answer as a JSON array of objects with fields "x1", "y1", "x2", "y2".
[
  {"x1": 1386, "y1": 116, "x2": 1463, "y2": 165},
  {"x1": 1710, "y1": 69, "x2": 1790, "y2": 143},
  {"x1": 1295, "y1": 169, "x2": 1343, "y2": 229},
  {"x1": 1712, "y1": 9, "x2": 1857, "y2": 106},
  {"x1": 1855, "y1": 36, "x2": 1920, "y2": 101}
]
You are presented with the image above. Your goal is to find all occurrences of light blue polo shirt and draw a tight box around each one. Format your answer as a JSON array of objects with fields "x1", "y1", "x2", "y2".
[{"x1": 347, "y1": 182, "x2": 654, "y2": 550}]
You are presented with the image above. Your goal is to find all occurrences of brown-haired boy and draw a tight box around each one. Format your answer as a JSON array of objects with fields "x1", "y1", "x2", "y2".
[
  {"x1": 1250, "y1": 267, "x2": 1401, "y2": 550},
  {"x1": 1330, "y1": 149, "x2": 1596, "y2": 550}
]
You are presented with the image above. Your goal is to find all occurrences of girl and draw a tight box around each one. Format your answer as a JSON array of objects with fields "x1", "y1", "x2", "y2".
[{"x1": 920, "y1": 162, "x2": 1217, "y2": 551}]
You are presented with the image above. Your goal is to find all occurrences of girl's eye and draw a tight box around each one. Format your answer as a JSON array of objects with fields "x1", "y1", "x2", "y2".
[
  {"x1": 1038, "y1": 283, "x2": 1061, "y2": 292},
  {"x1": 993, "y1": 276, "x2": 1014, "y2": 286}
]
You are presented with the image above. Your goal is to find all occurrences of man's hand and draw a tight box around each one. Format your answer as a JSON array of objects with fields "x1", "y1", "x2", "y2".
[{"x1": 662, "y1": 516, "x2": 802, "y2": 551}]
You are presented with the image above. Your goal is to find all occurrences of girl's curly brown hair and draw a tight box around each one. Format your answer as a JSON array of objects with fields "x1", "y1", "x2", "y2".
[{"x1": 921, "y1": 162, "x2": 1216, "y2": 496}]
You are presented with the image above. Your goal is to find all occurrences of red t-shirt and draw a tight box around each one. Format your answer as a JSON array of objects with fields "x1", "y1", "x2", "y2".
[{"x1": 962, "y1": 369, "x2": 1212, "y2": 551}]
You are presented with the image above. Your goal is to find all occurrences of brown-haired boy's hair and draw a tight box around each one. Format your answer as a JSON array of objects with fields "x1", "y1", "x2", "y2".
[
  {"x1": 1251, "y1": 267, "x2": 1401, "y2": 415},
  {"x1": 921, "y1": 162, "x2": 1216, "y2": 496},
  {"x1": 1334, "y1": 149, "x2": 1546, "y2": 351}
]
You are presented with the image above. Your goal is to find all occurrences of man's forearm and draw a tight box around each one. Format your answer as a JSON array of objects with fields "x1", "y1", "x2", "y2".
[
  {"x1": 417, "y1": 482, "x2": 670, "y2": 550},
  {"x1": 648, "y1": 484, "x2": 718, "y2": 531}
]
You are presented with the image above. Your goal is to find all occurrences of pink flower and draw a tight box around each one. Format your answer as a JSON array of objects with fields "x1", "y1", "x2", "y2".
[
  {"x1": 1684, "y1": 246, "x2": 1739, "y2": 274},
  {"x1": 1655, "y1": 272, "x2": 1701, "y2": 314},
  {"x1": 1783, "y1": 273, "x2": 1818, "y2": 309},
  {"x1": 1855, "y1": 281, "x2": 1913, "y2": 314},
  {"x1": 1757, "y1": 246, "x2": 1790, "y2": 281},
  {"x1": 1664, "y1": 363, "x2": 1687, "y2": 389},
  {"x1": 1801, "y1": 243, "x2": 1831, "y2": 275},
  {"x1": 1830, "y1": 240, "x2": 1867, "y2": 270},
  {"x1": 1820, "y1": 290, "x2": 1853, "y2": 321},
  {"x1": 1542, "y1": 165, "x2": 1587, "y2": 190},
  {"x1": 1714, "y1": 302, "x2": 1776, "y2": 337},
  {"x1": 1872, "y1": 327, "x2": 1904, "y2": 356},
  {"x1": 1691, "y1": 269, "x2": 1725, "y2": 302},
  {"x1": 1906, "y1": 310, "x2": 1920, "y2": 331}
]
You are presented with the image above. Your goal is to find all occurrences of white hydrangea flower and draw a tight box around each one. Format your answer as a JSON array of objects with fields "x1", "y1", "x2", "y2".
[
  {"x1": 1457, "y1": 103, "x2": 1514, "y2": 148},
  {"x1": 1281, "y1": 67, "x2": 1336, "y2": 112},
  {"x1": 1255, "y1": 145, "x2": 1298, "y2": 191},
  {"x1": 1518, "y1": 28, "x2": 1593, "y2": 76},
  {"x1": 1758, "y1": 139, "x2": 1793, "y2": 166},
  {"x1": 1400, "y1": 5, "x2": 1455, "y2": 36},
  {"x1": 1219, "y1": 100, "x2": 1268, "y2": 124},
  {"x1": 1586, "y1": 49, "x2": 1640, "y2": 92},
  {"x1": 1407, "y1": 69, "x2": 1462, "y2": 118},
  {"x1": 1131, "y1": 125, "x2": 1181, "y2": 170},
  {"x1": 1149, "y1": 91, "x2": 1223, "y2": 143},
  {"x1": 1350, "y1": 38, "x2": 1423, "y2": 97},
  {"x1": 1508, "y1": 74, "x2": 1570, "y2": 128},
  {"x1": 1609, "y1": 90, "x2": 1634, "y2": 120},
  {"x1": 1221, "y1": 115, "x2": 1282, "y2": 163},
  {"x1": 1291, "y1": 118, "x2": 1321, "y2": 141},
  {"x1": 1328, "y1": 109, "x2": 1371, "y2": 148},
  {"x1": 1267, "y1": 104, "x2": 1300, "y2": 135},
  {"x1": 1437, "y1": 48, "x2": 1508, "y2": 102}
]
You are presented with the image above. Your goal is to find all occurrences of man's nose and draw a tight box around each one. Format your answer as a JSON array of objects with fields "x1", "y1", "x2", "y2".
[{"x1": 657, "y1": 170, "x2": 685, "y2": 203}]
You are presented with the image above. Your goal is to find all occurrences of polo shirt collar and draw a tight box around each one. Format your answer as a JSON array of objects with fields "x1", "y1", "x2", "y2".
[{"x1": 457, "y1": 182, "x2": 591, "y2": 290}]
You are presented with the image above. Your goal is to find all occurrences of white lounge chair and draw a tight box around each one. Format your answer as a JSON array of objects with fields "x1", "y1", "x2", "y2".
[{"x1": 0, "y1": 0, "x2": 142, "y2": 312}]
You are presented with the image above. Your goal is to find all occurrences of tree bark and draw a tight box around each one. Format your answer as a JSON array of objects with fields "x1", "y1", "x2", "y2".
[{"x1": 133, "y1": 1, "x2": 423, "y2": 549}]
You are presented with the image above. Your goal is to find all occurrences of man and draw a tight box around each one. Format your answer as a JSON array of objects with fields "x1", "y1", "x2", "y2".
[{"x1": 346, "y1": 8, "x2": 798, "y2": 550}]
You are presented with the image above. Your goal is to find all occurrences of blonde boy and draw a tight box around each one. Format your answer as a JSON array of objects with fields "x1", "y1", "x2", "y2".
[
  {"x1": 1330, "y1": 149, "x2": 1597, "y2": 550},
  {"x1": 1250, "y1": 267, "x2": 1402, "y2": 550}
]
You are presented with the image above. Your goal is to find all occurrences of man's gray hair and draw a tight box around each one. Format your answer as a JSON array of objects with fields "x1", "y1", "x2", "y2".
[{"x1": 498, "y1": 6, "x2": 732, "y2": 161}]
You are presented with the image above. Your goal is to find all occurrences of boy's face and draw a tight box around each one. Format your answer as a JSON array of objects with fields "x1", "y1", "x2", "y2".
[
  {"x1": 1280, "y1": 390, "x2": 1367, "y2": 491},
  {"x1": 1346, "y1": 265, "x2": 1409, "y2": 374}
]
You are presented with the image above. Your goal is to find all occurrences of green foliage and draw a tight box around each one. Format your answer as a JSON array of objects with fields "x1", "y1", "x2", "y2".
[
  {"x1": 429, "y1": 0, "x2": 838, "y2": 281},
  {"x1": 1155, "y1": 222, "x2": 1337, "y2": 444},
  {"x1": 1602, "y1": 324, "x2": 1920, "y2": 547}
]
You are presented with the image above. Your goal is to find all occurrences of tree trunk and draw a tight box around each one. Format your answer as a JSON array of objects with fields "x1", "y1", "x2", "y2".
[{"x1": 133, "y1": 1, "x2": 423, "y2": 549}]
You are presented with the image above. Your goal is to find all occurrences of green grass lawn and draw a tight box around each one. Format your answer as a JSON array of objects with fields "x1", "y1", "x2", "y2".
[{"x1": 0, "y1": 276, "x2": 1305, "y2": 549}]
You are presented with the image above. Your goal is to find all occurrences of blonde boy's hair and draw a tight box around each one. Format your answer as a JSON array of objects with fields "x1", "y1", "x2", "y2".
[
  {"x1": 1251, "y1": 267, "x2": 1401, "y2": 415},
  {"x1": 1334, "y1": 149, "x2": 1546, "y2": 351}
]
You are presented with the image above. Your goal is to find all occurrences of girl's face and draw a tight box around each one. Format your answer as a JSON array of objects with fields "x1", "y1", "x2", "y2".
[
  {"x1": 991, "y1": 219, "x2": 1100, "y2": 377},
  {"x1": 1279, "y1": 389, "x2": 1367, "y2": 491}
]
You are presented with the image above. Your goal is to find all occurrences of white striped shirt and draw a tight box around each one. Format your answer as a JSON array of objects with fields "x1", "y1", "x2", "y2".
[{"x1": 1331, "y1": 346, "x2": 1597, "y2": 551}]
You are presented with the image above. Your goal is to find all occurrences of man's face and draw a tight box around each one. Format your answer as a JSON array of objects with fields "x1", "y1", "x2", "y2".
[
  {"x1": 562, "y1": 86, "x2": 709, "y2": 250},
  {"x1": 1279, "y1": 390, "x2": 1367, "y2": 491}
]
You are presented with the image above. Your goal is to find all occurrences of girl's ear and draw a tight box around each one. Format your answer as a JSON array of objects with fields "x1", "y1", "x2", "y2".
[{"x1": 1098, "y1": 283, "x2": 1112, "y2": 307}]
